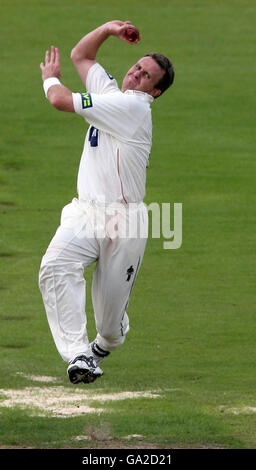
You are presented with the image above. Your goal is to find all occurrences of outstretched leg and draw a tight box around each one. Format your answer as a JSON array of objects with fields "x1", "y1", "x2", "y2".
[{"x1": 39, "y1": 200, "x2": 99, "y2": 363}]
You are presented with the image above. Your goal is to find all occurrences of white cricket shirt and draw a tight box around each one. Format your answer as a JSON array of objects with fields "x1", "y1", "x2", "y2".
[{"x1": 72, "y1": 63, "x2": 153, "y2": 203}]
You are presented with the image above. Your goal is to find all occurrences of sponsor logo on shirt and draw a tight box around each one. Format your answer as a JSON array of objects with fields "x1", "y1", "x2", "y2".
[{"x1": 81, "y1": 92, "x2": 93, "y2": 109}]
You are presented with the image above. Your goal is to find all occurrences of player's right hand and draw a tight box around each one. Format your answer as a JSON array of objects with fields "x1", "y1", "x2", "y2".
[{"x1": 106, "y1": 20, "x2": 140, "y2": 44}]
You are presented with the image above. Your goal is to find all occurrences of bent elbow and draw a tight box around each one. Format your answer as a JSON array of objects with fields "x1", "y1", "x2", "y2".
[
  {"x1": 48, "y1": 91, "x2": 74, "y2": 113},
  {"x1": 71, "y1": 47, "x2": 80, "y2": 63},
  {"x1": 49, "y1": 93, "x2": 63, "y2": 110},
  {"x1": 47, "y1": 85, "x2": 74, "y2": 112},
  {"x1": 70, "y1": 47, "x2": 75, "y2": 61}
]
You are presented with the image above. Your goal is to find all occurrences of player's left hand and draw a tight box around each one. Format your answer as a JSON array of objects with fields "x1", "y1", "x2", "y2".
[{"x1": 40, "y1": 46, "x2": 61, "y2": 81}]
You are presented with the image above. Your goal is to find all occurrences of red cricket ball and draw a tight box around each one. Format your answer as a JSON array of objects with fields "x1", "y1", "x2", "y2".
[{"x1": 125, "y1": 27, "x2": 140, "y2": 43}]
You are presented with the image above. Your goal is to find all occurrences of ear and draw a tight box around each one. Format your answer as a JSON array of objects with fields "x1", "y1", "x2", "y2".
[{"x1": 151, "y1": 88, "x2": 162, "y2": 98}]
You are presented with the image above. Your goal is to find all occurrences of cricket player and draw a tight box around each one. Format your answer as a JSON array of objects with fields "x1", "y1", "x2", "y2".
[{"x1": 39, "y1": 20, "x2": 174, "y2": 384}]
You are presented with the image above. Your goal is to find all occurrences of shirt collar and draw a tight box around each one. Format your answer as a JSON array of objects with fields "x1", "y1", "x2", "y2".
[{"x1": 124, "y1": 89, "x2": 154, "y2": 103}]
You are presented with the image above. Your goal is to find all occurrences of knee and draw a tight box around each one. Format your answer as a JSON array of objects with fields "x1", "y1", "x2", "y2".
[
  {"x1": 38, "y1": 251, "x2": 59, "y2": 293},
  {"x1": 39, "y1": 256, "x2": 85, "y2": 296}
]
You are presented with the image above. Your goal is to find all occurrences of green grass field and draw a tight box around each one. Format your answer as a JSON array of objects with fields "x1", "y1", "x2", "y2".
[{"x1": 0, "y1": 0, "x2": 256, "y2": 449}]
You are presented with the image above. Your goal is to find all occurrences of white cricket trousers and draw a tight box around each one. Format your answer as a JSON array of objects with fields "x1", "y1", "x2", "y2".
[{"x1": 39, "y1": 198, "x2": 148, "y2": 362}]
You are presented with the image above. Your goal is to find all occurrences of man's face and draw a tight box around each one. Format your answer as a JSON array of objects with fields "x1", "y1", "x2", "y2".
[{"x1": 122, "y1": 56, "x2": 164, "y2": 98}]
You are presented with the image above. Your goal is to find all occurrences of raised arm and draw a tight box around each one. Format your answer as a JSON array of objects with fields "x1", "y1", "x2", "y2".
[
  {"x1": 40, "y1": 46, "x2": 74, "y2": 112},
  {"x1": 70, "y1": 20, "x2": 140, "y2": 86},
  {"x1": 40, "y1": 21, "x2": 140, "y2": 112}
]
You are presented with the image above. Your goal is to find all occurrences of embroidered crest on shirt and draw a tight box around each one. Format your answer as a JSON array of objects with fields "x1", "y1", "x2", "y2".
[{"x1": 126, "y1": 265, "x2": 134, "y2": 281}]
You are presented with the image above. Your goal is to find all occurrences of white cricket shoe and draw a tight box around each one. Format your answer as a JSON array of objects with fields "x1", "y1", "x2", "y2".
[{"x1": 67, "y1": 354, "x2": 103, "y2": 384}]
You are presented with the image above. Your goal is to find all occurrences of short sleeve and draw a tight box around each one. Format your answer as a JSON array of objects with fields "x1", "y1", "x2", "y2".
[
  {"x1": 86, "y1": 62, "x2": 119, "y2": 95},
  {"x1": 72, "y1": 91, "x2": 149, "y2": 140}
]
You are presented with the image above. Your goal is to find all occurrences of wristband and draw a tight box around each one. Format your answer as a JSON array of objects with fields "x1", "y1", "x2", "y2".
[{"x1": 43, "y1": 77, "x2": 61, "y2": 97}]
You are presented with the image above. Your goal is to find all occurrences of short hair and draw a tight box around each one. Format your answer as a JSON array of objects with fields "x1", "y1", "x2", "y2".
[{"x1": 145, "y1": 53, "x2": 175, "y2": 98}]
